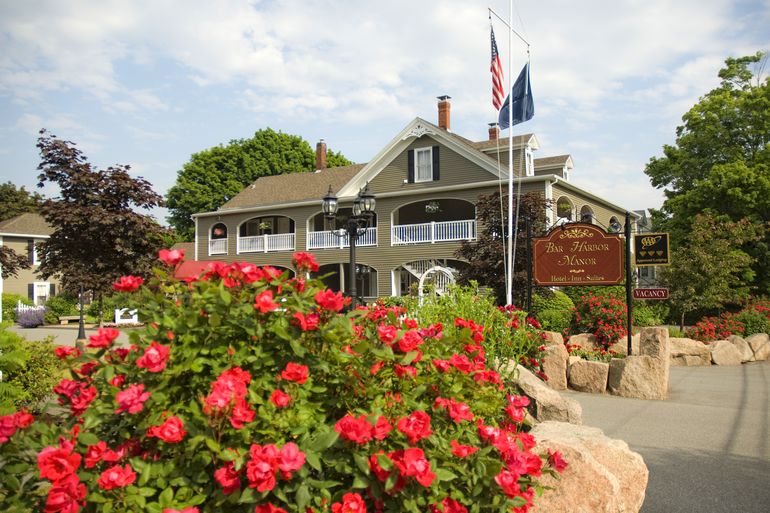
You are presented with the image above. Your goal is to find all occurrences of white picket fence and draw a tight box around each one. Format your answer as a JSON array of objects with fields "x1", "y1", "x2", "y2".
[{"x1": 16, "y1": 301, "x2": 45, "y2": 313}]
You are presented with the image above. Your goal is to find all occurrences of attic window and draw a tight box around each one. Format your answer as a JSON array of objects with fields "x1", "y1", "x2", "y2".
[{"x1": 407, "y1": 146, "x2": 440, "y2": 183}]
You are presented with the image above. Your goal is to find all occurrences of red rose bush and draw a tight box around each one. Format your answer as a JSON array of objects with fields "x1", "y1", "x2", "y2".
[{"x1": 0, "y1": 251, "x2": 565, "y2": 512}]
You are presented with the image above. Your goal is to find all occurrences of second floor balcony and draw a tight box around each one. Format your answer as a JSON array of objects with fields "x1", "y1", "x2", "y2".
[
  {"x1": 391, "y1": 198, "x2": 476, "y2": 246},
  {"x1": 307, "y1": 209, "x2": 378, "y2": 250},
  {"x1": 237, "y1": 215, "x2": 295, "y2": 254}
]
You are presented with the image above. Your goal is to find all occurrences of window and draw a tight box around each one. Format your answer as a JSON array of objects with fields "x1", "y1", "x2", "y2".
[
  {"x1": 415, "y1": 148, "x2": 432, "y2": 182},
  {"x1": 556, "y1": 197, "x2": 574, "y2": 220}
]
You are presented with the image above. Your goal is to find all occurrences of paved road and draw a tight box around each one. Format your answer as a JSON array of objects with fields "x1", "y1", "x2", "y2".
[
  {"x1": 8, "y1": 324, "x2": 133, "y2": 346},
  {"x1": 566, "y1": 361, "x2": 770, "y2": 512}
]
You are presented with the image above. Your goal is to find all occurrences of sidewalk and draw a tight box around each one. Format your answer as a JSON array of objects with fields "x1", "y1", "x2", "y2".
[
  {"x1": 7, "y1": 324, "x2": 133, "y2": 346},
  {"x1": 567, "y1": 361, "x2": 770, "y2": 512}
]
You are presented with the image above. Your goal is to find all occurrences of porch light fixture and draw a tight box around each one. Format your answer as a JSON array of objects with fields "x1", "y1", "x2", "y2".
[
  {"x1": 321, "y1": 184, "x2": 377, "y2": 309},
  {"x1": 425, "y1": 201, "x2": 441, "y2": 214}
]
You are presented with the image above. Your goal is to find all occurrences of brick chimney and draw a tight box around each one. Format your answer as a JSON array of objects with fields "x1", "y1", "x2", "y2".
[
  {"x1": 316, "y1": 140, "x2": 327, "y2": 170},
  {"x1": 437, "y1": 95, "x2": 451, "y2": 130},
  {"x1": 488, "y1": 123, "x2": 499, "y2": 141}
]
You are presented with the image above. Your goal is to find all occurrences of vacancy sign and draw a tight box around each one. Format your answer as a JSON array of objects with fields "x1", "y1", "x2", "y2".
[{"x1": 633, "y1": 288, "x2": 669, "y2": 300}]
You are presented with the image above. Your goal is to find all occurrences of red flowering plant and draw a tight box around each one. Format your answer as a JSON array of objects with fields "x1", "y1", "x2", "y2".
[
  {"x1": 686, "y1": 313, "x2": 746, "y2": 342},
  {"x1": 565, "y1": 294, "x2": 627, "y2": 350},
  {"x1": 0, "y1": 251, "x2": 566, "y2": 513}
]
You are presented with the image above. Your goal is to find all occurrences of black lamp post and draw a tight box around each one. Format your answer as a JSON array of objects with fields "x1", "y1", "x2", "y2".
[
  {"x1": 76, "y1": 285, "x2": 87, "y2": 348},
  {"x1": 322, "y1": 184, "x2": 376, "y2": 309}
]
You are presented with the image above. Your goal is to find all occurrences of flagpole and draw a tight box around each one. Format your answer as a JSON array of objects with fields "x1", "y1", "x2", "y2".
[{"x1": 506, "y1": 1, "x2": 514, "y2": 306}]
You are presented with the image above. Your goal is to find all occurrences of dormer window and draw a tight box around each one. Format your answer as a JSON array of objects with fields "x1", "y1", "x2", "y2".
[{"x1": 407, "y1": 146, "x2": 440, "y2": 183}]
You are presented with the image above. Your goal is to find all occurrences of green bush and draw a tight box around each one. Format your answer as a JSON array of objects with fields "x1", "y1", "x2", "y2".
[
  {"x1": 567, "y1": 294, "x2": 627, "y2": 349},
  {"x1": 44, "y1": 294, "x2": 79, "y2": 324},
  {"x1": 632, "y1": 305, "x2": 662, "y2": 327},
  {"x1": 6, "y1": 337, "x2": 65, "y2": 412},
  {"x1": 733, "y1": 308, "x2": 770, "y2": 336},
  {"x1": 2, "y1": 293, "x2": 33, "y2": 323},
  {"x1": 668, "y1": 327, "x2": 685, "y2": 338},
  {"x1": 0, "y1": 328, "x2": 30, "y2": 414},
  {"x1": 562, "y1": 285, "x2": 625, "y2": 306},
  {"x1": 86, "y1": 292, "x2": 130, "y2": 321},
  {"x1": 531, "y1": 291, "x2": 574, "y2": 332}
]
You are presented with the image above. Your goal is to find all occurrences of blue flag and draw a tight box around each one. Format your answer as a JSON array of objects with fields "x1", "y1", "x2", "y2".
[{"x1": 498, "y1": 62, "x2": 534, "y2": 130}]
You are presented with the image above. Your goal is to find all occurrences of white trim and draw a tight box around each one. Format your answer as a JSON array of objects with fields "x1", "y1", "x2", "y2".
[
  {"x1": 32, "y1": 239, "x2": 40, "y2": 266},
  {"x1": 0, "y1": 232, "x2": 50, "y2": 238},
  {"x1": 544, "y1": 181, "x2": 554, "y2": 226},
  {"x1": 477, "y1": 134, "x2": 540, "y2": 152},
  {"x1": 33, "y1": 281, "x2": 50, "y2": 305},
  {"x1": 0, "y1": 236, "x2": 4, "y2": 323},
  {"x1": 194, "y1": 217, "x2": 199, "y2": 261}
]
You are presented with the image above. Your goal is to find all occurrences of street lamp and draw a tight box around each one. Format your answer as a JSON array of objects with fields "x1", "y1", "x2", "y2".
[{"x1": 322, "y1": 184, "x2": 376, "y2": 309}]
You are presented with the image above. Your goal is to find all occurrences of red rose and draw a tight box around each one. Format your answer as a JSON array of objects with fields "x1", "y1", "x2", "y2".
[
  {"x1": 314, "y1": 289, "x2": 348, "y2": 312},
  {"x1": 292, "y1": 252, "x2": 319, "y2": 272},
  {"x1": 229, "y1": 397, "x2": 255, "y2": 429},
  {"x1": 494, "y1": 469, "x2": 521, "y2": 497},
  {"x1": 270, "y1": 389, "x2": 291, "y2": 408},
  {"x1": 68, "y1": 384, "x2": 98, "y2": 416},
  {"x1": 292, "y1": 311, "x2": 320, "y2": 331},
  {"x1": 204, "y1": 367, "x2": 251, "y2": 413},
  {"x1": 97, "y1": 464, "x2": 136, "y2": 490},
  {"x1": 115, "y1": 384, "x2": 151, "y2": 414},
  {"x1": 214, "y1": 462, "x2": 241, "y2": 494},
  {"x1": 38, "y1": 439, "x2": 81, "y2": 483},
  {"x1": 377, "y1": 325, "x2": 398, "y2": 344},
  {"x1": 547, "y1": 449, "x2": 568, "y2": 473},
  {"x1": 85, "y1": 441, "x2": 108, "y2": 468},
  {"x1": 136, "y1": 341, "x2": 171, "y2": 373},
  {"x1": 110, "y1": 374, "x2": 126, "y2": 388},
  {"x1": 113, "y1": 275, "x2": 144, "y2": 292},
  {"x1": 159, "y1": 248, "x2": 185, "y2": 266},
  {"x1": 335, "y1": 414, "x2": 373, "y2": 444},
  {"x1": 281, "y1": 362, "x2": 309, "y2": 384},
  {"x1": 255, "y1": 504, "x2": 288, "y2": 513},
  {"x1": 254, "y1": 290, "x2": 280, "y2": 313},
  {"x1": 147, "y1": 416, "x2": 186, "y2": 443},
  {"x1": 390, "y1": 447, "x2": 435, "y2": 487},
  {"x1": 397, "y1": 330, "x2": 423, "y2": 353},
  {"x1": 87, "y1": 327, "x2": 120, "y2": 349},
  {"x1": 373, "y1": 416, "x2": 392, "y2": 440},
  {"x1": 331, "y1": 492, "x2": 367, "y2": 513},
  {"x1": 277, "y1": 442, "x2": 305, "y2": 473},
  {"x1": 246, "y1": 444, "x2": 279, "y2": 492},
  {"x1": 396, "y1": 411, "x2": 432, "y2": 444},
  {"x1": 449, "y1": 353, "x2": 473, "y2": 373},
  {"x1": 450, "y1": 439, "x2": 478, "y2": 458},
  {"x1": 54, "y1": 346, "x2": 81, "y2": 359},
  {"x1": 45, "y1": 474, "x2": 86, "y2": 513}
]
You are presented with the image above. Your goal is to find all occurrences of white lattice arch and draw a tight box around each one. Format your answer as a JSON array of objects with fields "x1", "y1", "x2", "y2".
[{"x1": 418, "y1": 266, "x2": 456, "y2": 305}]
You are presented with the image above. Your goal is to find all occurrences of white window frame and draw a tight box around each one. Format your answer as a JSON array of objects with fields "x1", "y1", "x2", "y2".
[
  {"x1": 525, "y1": 148, "x2": 534, "y2": 177},
  {"x1": 414, "y1": 147, "x2": 433, "y2": 183},
  {"x1": 33, "y1": 281, "x2": 50, "y2": 305},
  {"x1": 32, "y1": 239, "x2": 40, "y2": 266}
]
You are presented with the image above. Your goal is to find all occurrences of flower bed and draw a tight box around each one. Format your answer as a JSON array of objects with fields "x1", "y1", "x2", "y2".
[{"x1": 0, "y1": 250, "x2": 565, "y2": 513}]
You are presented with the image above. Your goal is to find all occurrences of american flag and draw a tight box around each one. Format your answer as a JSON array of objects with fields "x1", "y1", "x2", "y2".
[{"x1": 490, "y1": 26, "x2": 505, "y2": 111}]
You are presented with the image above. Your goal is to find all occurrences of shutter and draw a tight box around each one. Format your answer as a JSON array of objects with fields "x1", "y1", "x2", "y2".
[
  {"x1": 28, "y1": 239, "x2": 34, "y2": 263},
  {"x1": 28, "y1": 283, "x2": 34, "y2": 301},
  {"x1": 432, "y1": 146, "x2": 440, "y2": 181},
  {"x1": 407, "y1": 150, "x2": 415, "y2": 183},
  {"x1": 50, "y1": 283, "x2": 56, "y2": 296}
]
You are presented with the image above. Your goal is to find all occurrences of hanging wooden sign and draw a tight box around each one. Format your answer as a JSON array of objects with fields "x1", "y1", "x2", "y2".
[
  {"x1": 533, "y1": 223, "x2": 624, "y2": 286},
  {"x1": 634, "y1": 233, "x2": 670, "y2": 266}
]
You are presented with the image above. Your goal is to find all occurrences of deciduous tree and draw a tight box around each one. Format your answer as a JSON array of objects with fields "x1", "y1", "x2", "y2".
[
  {"x1": 35, "y1": 130, "x2": 169, "y2": 318},
  {"x1": 661, "y1": 213, "x2": 760, "y2": 330},
  {"x1": 455, "y1": 192, "x2": 550, "y2": 306},
  {"x1": 0, "y1": 182, "x2": 43, "y2": 222},
  {"x1": 645, "y1": 51, "x2": 770, "y2": 292},
  {"x1": 166, "y1": 128, "x2": 352, "y2": 240}
]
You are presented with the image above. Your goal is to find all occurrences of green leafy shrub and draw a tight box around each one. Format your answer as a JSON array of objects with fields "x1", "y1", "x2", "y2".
[
  {"x1": 401, "y1": 283, "x2": 548, "y2": 378},
  {"x1": 531, "y1": 291, "x2": 574, "y2": 333},
  {"x1": 632, "y1": 305, "x2": 662, "y2": 327},
  {"x1": 564, "y1": 342, "x2": 624, "y2": 363},
  {"x1": 668, "y1": 327, "x2": 685, "y2": 338},
  {"x1": 561, "y1": 285, "x2": 625, "y2": 306},
  {"x1": 0, "y1": 253, "x2": 566, "y2": 513},
  {"x1": 566, "y1": 294, "x2": 627, "y2": 349},
  {"x1": 0, "y1": 329, "x2": 30, "y2": 414},
  {"x1": 44, "y1": 294, "x2": 79, "y2": 324},
  {"x1": 2, "y1": 293, "x2": 33, "y2": 323},
  {"x1": 6, "y1": 337, "x2": 65, "y2": 413},
  {"x1": 733, "y1": 308, "x2": 770, "y2": 336},
  {"x1": 86, "y1": 293, "x2": 131, "y2": 322}
]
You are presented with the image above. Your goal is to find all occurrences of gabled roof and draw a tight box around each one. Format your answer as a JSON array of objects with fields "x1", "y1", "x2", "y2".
[
  {"x1": 337, "y1": 118, "x2": 536, "y2": 198},
  {"x1": 217, "y1": 164, "x2": 365, "y2": 211},
  {"x1": 534, "y1": 155, "x2": 573, "y2": 170},
  {"x1": 0, "y1": 212, "x2": 52, "y2": 237},
  {"x1": 471, "y1": 133, "x2": 539, "y2": 151}
]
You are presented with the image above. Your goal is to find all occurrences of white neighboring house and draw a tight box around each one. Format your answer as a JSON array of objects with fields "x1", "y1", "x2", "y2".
[{"x1": 0, "y1": 213, "x2": 59, "y2": 322}]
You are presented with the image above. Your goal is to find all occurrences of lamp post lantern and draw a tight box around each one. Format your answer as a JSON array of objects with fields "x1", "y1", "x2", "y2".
[{"x1": 322, "y1": 184, "x2": 376, "y2": 309}]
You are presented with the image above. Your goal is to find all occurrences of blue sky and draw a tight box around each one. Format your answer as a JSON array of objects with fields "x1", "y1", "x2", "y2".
[{"x1": 1, "y1": 0, "x2": 769, "y2": 224}]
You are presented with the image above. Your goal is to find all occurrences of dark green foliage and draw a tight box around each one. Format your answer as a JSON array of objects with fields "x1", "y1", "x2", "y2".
[
  {"x1": 531, "y1": 291, "x2": 574, "y2": 332},
  {"x1": 86, "y1": 293, "x2": 130, "y2": 320},
  {"x1": 0, "y1": 246, "x2": 30, "y2": 279},
  {"x1": 0, "y1": 329, "x2": 30, "y2": 414},
  {"x1": 44, "y1": 294, "x2": 78, "y2": 318},
  {"x1": 0, "y1": 181, "x2": 43, "y2": 222},
  {"x1": 632, "y1": 306, "x2": 662, "y2": 327},
  {"x1": 561, "y1": 285, "x2": 625, "y2": 306},
  {"x1": 733, "y1": 308, "x2": 770, "y2": 336},
  {"x1": 2, "y1": 293, "x2": 33, "y2": 322},
  {"x1": 645, "y1": 51, "x2": 770, "y2": 294},
  {"x1": 455, "y1": 192, "x2": 551, "y2": 306},
  {"x1": 6, "y1": 337, "x2": 64, "y2": 412},
  {"x1": 166, "y1": 128, "x2": 353, "y2": 240},
  {"x1": 35, "y1": 130, "x2": 170, "y2": 302}
]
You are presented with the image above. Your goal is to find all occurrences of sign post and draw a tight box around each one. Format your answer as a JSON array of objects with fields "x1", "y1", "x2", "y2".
[{"x1": 625, "y1": 213, "x2": 633, "y2": 356}]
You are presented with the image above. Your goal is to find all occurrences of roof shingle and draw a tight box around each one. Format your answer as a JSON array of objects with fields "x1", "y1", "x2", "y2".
[{"x1": 0, "y1": 213, "x2": 53, "y2": 236}]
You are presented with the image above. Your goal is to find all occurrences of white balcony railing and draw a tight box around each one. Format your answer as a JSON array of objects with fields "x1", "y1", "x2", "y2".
[
  {"x1": 209, "y1": 238, "x2": 227, "y2": 255},
  {"x1": 307, "y1": 227, "x2": 377, "y2": 250},
  {"x1": 391, "y1": 219, "x2": 476, "y2": 245},
  {"x1": 238, "y1": 233, "x2": 296, "y2": 253}
]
